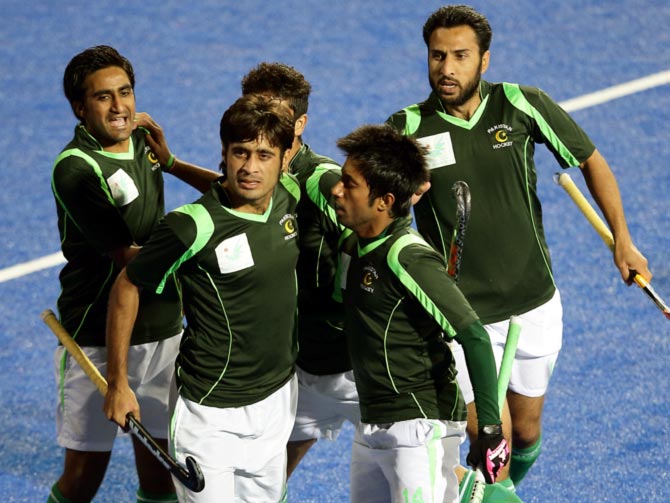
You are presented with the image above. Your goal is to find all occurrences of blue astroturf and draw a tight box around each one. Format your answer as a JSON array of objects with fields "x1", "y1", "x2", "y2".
[{"x1": 1, "y1": 1, "x2": 669, "y2": 501}]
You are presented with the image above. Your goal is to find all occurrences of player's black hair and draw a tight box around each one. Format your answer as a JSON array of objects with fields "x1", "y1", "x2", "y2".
[
  {"x1": 241, "y1": 62, "x2": 311, "y2": 119},
  {"x1": 423, "y1": 5, "x2": 493, "y2": 54},
  {"x1": 336, "y1": 125, "x2": 430, "y2": 218}
]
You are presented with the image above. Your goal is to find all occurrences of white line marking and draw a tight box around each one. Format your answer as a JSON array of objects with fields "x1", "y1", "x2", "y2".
[
  {"x1": 2, "y1": 70, "x2": 669, "y2": 284},
  {"x1": 559, "y1": 70, "x2": 670, "y2": 112},
  {"x1": 0, "y1": 251, "x2": 66, "y2": 284}
]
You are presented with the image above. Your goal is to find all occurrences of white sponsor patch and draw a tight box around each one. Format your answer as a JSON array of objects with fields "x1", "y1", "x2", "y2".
[
  {"x1": 215, "y1": 233, "x2": 255, "y2": 274},
  {"x1": 417, "y1": 132, "x2": 456, "y2": 169},
  {"x1": 107, "y1": 169, "x2": 139, "y2": 207}
]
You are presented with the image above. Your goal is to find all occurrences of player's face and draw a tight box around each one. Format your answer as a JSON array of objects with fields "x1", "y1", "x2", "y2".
[
  {"x1": 73, "y1": 66, "x2": 136, "y2": 153},
  {"x1": 332, "y1": 159, "x2": 377, "y2": 236},
  {"x1": 427, "y1": 25, "x2": 489, "y2": 112},
  {"x1": 222, "y1": 136, "x2": 286, "y2": 214}
]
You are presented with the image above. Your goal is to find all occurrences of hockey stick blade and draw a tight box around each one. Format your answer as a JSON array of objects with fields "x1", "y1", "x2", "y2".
[
  {"x1": 555, "y1": 172, "x2": 670, "y2": 321},
  {"x1": 40, "y1": 309, "x2": 206, "y2": 492},
  {"x1": 127, "y1": 414, "x2": 205, "y2": 492},
  {"x1": 447, "y1": 181, "x2": 471, "y2": 282}
]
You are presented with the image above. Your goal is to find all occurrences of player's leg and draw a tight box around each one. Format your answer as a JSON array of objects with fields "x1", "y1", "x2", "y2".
[
  {"x1": 287, "y1": 439, "x2": 317, "y2": 477},
  {"x1": 48, "y1": 449, "x2": 112, "y2": 503},
  {"x1": 287, "y1": 367, "x2": 359, "y2": 477},
  {"x1": 130, "y1": 335, "x2": 181, "y2": 502},
  {"x1": 506, "y1": 393, "x2": 544, "y2": 486},
  {"x1": 350, "y1": 423, "x2": 391, "y2": 503},
  {"x1": 48, "y1": 346, "x2": 119, "y2": 503},
  {"x1": 235, "y1": 375, "x2": 298, "y2": 502},
  {"x1": 356, "y1": 419, "x2": 465, "y2": 503},
  {"x1": 504, "y1": 290, "x2": 562, "y2": 486}
]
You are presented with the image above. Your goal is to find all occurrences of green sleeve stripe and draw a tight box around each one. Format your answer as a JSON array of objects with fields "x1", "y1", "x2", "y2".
[
  {"x1": 402, "y1": 104, "x2": 422, "y2": 136},
  {"x1": 51, "y1": 149, "x2": 116, "y2": 236},
  {"x1": 280, "y1": 172, "x2": 301, "y2": 201},
  {"x1": 306, "y1": 164, "x2": 341, "y2": 229},
  {"x1": 155, "y1": 204, "x2": 214, "y2": 294},
  {"x1": 387, "y1": 234, "x2": 457, "y2": 338},
  {"x1": 502, "y1": 83, "x2": 581, "y2": 166}
]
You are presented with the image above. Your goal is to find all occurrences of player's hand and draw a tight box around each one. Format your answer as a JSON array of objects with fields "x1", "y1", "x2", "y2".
[
  {"x1": 614, "y1": 240, "x2": 651, "y2": 285},
  {"x1": 134, "y1": 112, "x2": 173, "y2": 171},
  {"x1": 410, "y1": 180, "x2": 431, "y2": 206},
  {"x1": 103, "y1": 382, "x2": 140, "y2": 430},
  {"x1": 466, "y1": 424, "x2": 509, "y2": 483}
]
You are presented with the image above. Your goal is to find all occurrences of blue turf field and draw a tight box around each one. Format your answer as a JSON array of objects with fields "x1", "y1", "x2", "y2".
[{"x1": 1, "y1": 1, "x2": 669, "y2": 501}]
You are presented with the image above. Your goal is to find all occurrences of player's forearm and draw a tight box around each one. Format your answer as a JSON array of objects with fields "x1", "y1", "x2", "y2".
[
  {"x1": 168, "y1": 157, "x2": 219, "y2": 194},
  {"x1": 105, "y1": 268, "x2": 140, "y2": 387},
  {"x1": 456, "y1": 321, "x2": 500, "y2": 427},
  {"x1": 580, "y1": 149, "x2": 632, "y2": 246}
]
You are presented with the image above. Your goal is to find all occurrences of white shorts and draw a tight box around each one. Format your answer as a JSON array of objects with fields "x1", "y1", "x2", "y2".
[
  {"x1": 289, "y1": 366, "x2": 360, "y2": 442},
  {"x1": 170, "y1": 374, "x2": 298, "y2": 503},
  {"x1": 452, "y1": 289, "x2": 563, "y2": 404},
  {"x1": 350, "y1": 418, "x2": 466, "y2": 503},
  {"x1": 54, "y1": 333, "x2": 182, "y2": 451}
]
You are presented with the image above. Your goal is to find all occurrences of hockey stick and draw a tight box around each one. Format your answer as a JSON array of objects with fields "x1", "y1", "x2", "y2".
[
  {"x1": 555, "y1": 172, "x2": 670, "y2": 320},
  {"x1": 447, "y1": 181, "x2": 472, "y2": 281},
  {"x1": 40, "y1": 309, "x2": 206, "y2": 492},
  {"x1": 468, "y1": 316, "x2": 522, "y2": 503}
]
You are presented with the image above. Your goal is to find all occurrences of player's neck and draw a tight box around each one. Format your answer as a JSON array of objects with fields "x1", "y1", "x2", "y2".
[{"x1": 441, "y1": 94, "x2": 481, "y2": 121}]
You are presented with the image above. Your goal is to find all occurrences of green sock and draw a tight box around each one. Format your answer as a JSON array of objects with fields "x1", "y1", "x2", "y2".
[
  {"x1": 136, "y1": 488, "x2": 178, "y2": 503},
  {"x1": 482, "y1": 480, "x2": 524, "y2": 502},
  {"x1": 510, "y1": 435, "x2": 542, "y2": 486},
  {"x1": 498, "y1": 478, "x2": 516, "y2": 492},
  {"x1": 46, "y1": 483, "x2": 84, "y2": 503}
]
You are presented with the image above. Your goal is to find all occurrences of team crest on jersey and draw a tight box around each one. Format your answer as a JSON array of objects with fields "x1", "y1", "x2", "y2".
[
  {"x1": 359, "y1": 265, "x2": 378, "y2": 293},
  {"x1": 487, "y1": 124, "x2": 513, "y2": 150},
  {"x1": 144, "y1": 146, "x2": 161, "y2": 171},
  {"x1": 280, "y1": 214, "x2": 298, "y2": 241}
]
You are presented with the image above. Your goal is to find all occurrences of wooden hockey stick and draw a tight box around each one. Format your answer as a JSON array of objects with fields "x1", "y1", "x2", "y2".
[
  {"x1": 555, "y1": 172, "x2": 670, "y2": 320},
  {"x1": 41, "y1": 309, "x2": 205, "y2": 492}
]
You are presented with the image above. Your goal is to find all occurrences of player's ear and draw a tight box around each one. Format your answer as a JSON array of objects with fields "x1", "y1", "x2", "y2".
[
  {"x1": 481, "y1": 50, "x2": 490, "y2": 74},
  {"x1": 294, "y1": 114, "x2": 308, "y2": 137},
  {"x1": 72, "y1": 101, "x2": 85, "y2": 121},
  {"x1": 379, "y1": 193, "x2": 396, "y2": 212}
]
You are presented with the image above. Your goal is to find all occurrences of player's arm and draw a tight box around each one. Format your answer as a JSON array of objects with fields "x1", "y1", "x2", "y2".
[
  {"x1": 397, "y1": 242, "x2": 499, "y2": 425},
  {"x1": 579, "y1": 148, "x2": 651, "y2": 283},
  {"x1": 104, "y1": 267, "x2": 141, "y2": 427},
  {"x1": 104, "y1": 217, "x2": 192, "y2": 427},
  {"x1": 53, "y1": 156, "x2": 141, "y2": 267},
  {"x1": 135, "y1": 112, "x2": 219, "y2": 193}
]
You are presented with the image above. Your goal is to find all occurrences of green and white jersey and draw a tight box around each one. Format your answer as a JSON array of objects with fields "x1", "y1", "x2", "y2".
[
  {"x1": 126, "y1": 175, "x2": 301, "y2": 408},
  {"x1": 289, "y1": 144, "x2": 349, "y2": 375},
  {"x1": 387, "y1": 81, "x2": 595, "y2": 323},
  {"x1": 337, "y1": 217, "x2": 499, "y2": 426},
  {"x1": 51, "y1": 125, "x2": 182, "y2": 346}
]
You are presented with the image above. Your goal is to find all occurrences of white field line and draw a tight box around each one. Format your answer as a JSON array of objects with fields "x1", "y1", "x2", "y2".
[
  {"x1": 0, "y1": 251, "x2": 66, "y2": 283},
  {"x1": 1, "y1": 70, "x2": 668, "y2": 284},
  {"x1": 559, "y1": 70, "x2": 670, "y2": 112}
]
